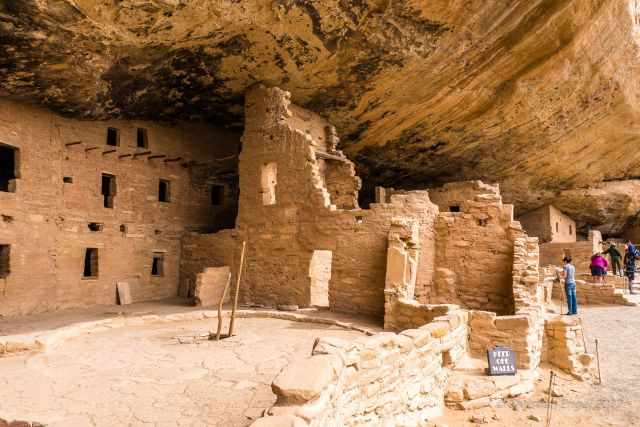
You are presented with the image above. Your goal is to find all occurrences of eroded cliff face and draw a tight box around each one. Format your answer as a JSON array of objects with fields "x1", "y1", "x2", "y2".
[{"x1": 1, "y1": 0, "x2": 640, "y2": 232}]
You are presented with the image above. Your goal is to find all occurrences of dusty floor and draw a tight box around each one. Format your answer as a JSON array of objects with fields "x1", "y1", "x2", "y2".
[
  {"x1": 432, "y1": 305, "x2": 640, "y2": 427},
  {"x1": 0, "y1": 317, "x2": 363, "y2": 427}
]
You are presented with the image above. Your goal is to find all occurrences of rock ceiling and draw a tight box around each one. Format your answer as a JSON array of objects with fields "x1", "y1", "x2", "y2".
[{"x1": 2, "y1": 0, "x2": 640, "y2": 233}]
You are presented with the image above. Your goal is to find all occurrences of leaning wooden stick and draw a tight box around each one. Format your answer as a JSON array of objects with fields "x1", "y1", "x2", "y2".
[
  {"x1": 595, "y1": 338, "x2": 602, "y2": 385},
  {"x1": 214, "y1": 271, "x2": 232, "y2": 341},
  {"x1": 228, "y1": 240, "x2": 247, "y2": 337}
]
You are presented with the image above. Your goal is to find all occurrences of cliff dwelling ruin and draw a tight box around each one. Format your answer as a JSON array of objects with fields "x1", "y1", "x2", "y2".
[{"x1": 2, "y1": 1, "x2": 640, "y2": 427}]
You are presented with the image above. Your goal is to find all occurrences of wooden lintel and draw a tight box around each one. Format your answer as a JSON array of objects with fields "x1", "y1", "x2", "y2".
[
  {"x1": 84, "y1": 146, "x2": 99, "y2": 152},
  {"x1": 118, "y1": 154, "x2": 133, "y2": 159},
  {"x1": 314, "y1": 150, "x2": 348, "y2": 162},
  {"x1": 102, "y1": 149, "x2": 117, "y2": 155},
  {"x1": 164, "y1": 157, "x2": 183, "y2": 163},
  {"x1": 133, "y1": 151, "x2": 152, "y2": 157},
  {"x1": 148, "y1": 154, "x2": 167, "y2": 160},
  {"x1": 65, "y1": 141, "x2": 82, "y2": 147}
]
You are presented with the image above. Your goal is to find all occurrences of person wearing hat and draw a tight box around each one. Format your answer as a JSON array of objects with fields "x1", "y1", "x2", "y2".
[{"x1": 603, "y1": 242, "x2": 623, "y2": 277}]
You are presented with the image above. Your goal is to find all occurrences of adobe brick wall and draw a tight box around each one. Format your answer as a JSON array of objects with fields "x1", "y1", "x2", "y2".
[{"x1": 0, "y1": 98, "x2": 239, "y2": 316}]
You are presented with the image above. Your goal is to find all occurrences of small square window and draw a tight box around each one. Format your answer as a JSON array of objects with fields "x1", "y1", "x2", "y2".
[
  {"x1": 137, "y1": 128, "x2": 148, "y2": 149},
  {"x1": 88, "y1": 222, "x2": 104, "y2": 232},
  {"x1": 159, "y1": 179, "x2": 171, "y2": 202},
  {"x1": 83, "y1": 248, "x2": 99, "y2": 278},
  {"x1": 63, "y1": 176, "x2": 73, "y2": 184},
  {"x1": 152, "y1": 252, "x2": 164, "y2": 277},
  {"x1": 449, "y1": 205, "x2": 461, "y2": 213},
  {"x1": 0, "y1": 143, "x2": 19, "y2": 193},
  {"x1": 106, "y1": 128, "x2": 119, "y2": 146}
]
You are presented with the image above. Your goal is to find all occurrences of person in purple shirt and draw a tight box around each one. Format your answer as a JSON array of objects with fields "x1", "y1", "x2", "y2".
[{"x1": 590, "y1": 252, "x2": 608, "y2": 284}]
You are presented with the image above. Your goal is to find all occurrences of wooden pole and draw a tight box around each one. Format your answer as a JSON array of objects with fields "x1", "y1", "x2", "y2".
[
  {"x1": 545, "y1": 371, "x2": 555, "y2": 427},
  {"x1": 214, "y1": 272, "x2": 232, "y2": 341},
  {"x1": 228, "y1": 241, "x2": 246, "y2": 337},
  {"x1": 595, "y1": 338, "x2": 602, "y2": 385}
]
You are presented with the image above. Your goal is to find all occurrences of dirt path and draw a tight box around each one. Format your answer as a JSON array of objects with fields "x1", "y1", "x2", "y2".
[{"x1": 433, "y1": 305, "x2": 640, "y2": 427}]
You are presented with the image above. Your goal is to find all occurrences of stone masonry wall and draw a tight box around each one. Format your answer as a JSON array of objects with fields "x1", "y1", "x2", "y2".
[
  {"x1": 255, "y1": 310, "x2": 469, "y2": 427},
  {"x1": 199, "y1": 85, "x2": 441, "y2": 318},
  {"x1": 517, "y1": 205, "x2": 576, "y2": 244},
  {"x1": 539, "y1": 230, "x2": 602, "y2": 274},
  {"x1": 0, "y1": 98, "x2": 238, "y2": 316},
  {"x1": 432, "y1": 189, "x2": 520, "y2": 315}
]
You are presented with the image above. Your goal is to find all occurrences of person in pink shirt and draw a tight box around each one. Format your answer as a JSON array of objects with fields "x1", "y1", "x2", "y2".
[{"x1": 590, "y1": 252, "x2": 609, "y2": 284}]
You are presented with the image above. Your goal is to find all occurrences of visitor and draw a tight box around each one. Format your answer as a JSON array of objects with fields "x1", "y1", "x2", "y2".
[
  {"x1": 589, "y1": 252, "x2": 608, "y2": 284},
  {"x1": 561, "y1": 256, "x2": 577, "y2": 315},
  {"x1": 603, "y1": 242, "x2": 622, "y2": 277},
  {"x1": 624, "y1": 243, "x2": 637, "y2": 294}
]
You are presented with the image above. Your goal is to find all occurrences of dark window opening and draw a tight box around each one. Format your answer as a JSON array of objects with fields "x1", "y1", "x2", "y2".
[
  {"x1": 569, "y1": 225, "x2": 573, "y2": 235},
  {"x1": 83, "y1": 248, "x2": 99, "y2": 278},
  {"x1": 555, "y1": 222, "x2": 559, "y2": 233},
  {"x1": 136, "y1": 128, "x2": 148, "y2": 148},
  {"x1": 152, "y1": 252, "x2": 164, "y2": 277},
  {"x1": 101, "y1": 173, "x2": 116, "y2": 208},
  {"x1": 154, "y1": 229, "x2": 161, "y2": 235},
  {"x1": 477, "y1": 218, "x2": 488, "y2": 227},
  {"x1": 63, "y1": 176, "x2": 73, "y2": 184},
  {"x1": 88, "y1": 222, "x2": 103, "y2": 232},
  {"x1": 0, "y1": 244, "x2": 10, "y2": 278},
  {"x1": 449, "y1": 205, "x2": 461, "y2": 213},
  {"x1": 1, "y1": 215, "x2": 13, "y2": 223},
  {"x1": 106, "y1": 128, "x2": 119, "y2": 146},
  {"x1": 120, "y1": 224, "x2": 128, "y2": 234},
  {"x1": 211, "y1": 184, "x2": 224, "y2": 206},
  {"x1": 159, "y1": 179, "x2": 171, "y2": 202},
  {"x1": 0, "y1": 144, "x2": 19, "y2": 193}
]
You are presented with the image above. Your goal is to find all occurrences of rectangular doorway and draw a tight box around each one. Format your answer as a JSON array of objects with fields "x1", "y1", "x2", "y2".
[{"x1": 309, "y1": 250, "x2": 332, "y2": 308}]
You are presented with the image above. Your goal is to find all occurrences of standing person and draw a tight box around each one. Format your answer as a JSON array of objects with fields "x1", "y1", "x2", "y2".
[
  {"x1": 603, "y1": 242, "x2": 623, "y2": 277},
  {"x1": 589, "y1": 252, "x2": 609, "y2": 284},
  {"x1": 561, "y1": 256, "x2": 577, "y2": 315},
  {"x1": 624, "y1": 243, "x2": 637, "y2": 294}
]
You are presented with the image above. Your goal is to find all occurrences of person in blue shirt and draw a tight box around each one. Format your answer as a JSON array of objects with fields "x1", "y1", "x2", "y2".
[{"x1": 561, "y1": 256, "x2": 577, "y2": 315}]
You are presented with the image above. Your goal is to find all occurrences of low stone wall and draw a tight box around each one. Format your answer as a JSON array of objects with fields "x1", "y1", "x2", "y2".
[
  {"x1": 0, "y1": 308, "x2": 377, "y2": 357},
  {"x1": 468, "y1": 311, "x2": 540, "y2": 369},
  {"x1": 552, "y1": 280, "x2": 636, "y2": 306},
  {"x1": 543, "y1": 316, "x2": 595, "y2": 380},
  {"x1": 254, "y1": 310, "x2": 468, "y2": 427},
  {"x1": 384, "y1": 298, "x2": 456, "y2": 332}
]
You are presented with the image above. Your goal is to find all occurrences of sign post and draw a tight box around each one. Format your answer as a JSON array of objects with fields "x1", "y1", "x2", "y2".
[{"x1": 487, "y1": 346, "x2": 517, "y2": 376}]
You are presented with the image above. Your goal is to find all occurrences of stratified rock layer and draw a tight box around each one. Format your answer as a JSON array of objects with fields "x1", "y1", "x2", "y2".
[{"x1": 2, "y1": 1, "x2": 640, "y2": 230}]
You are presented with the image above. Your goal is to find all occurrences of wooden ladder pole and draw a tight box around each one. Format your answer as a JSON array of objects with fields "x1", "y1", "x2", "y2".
[
  {"x1": 214, "y1": 272, "x2": 232, "y2": 341},
  {"x1": 228, "y1": 240, "x2": 247, "y2": 337}
]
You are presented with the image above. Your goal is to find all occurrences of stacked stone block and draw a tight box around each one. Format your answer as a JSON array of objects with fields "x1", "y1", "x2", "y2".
[{"x1": 254, "y1": 311, "x2": 468, "y2": 427}]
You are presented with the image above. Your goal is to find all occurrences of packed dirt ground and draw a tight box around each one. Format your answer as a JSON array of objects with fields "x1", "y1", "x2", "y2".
[{"x1": 0, "y1": 317, "x2": 364, "y2": 427}]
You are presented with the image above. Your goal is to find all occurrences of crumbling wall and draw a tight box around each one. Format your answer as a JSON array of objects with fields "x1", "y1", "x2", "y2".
[
  {"x1": 256, "y1": 310, "x2": 468, "y2": 427},
  {"x1": 226, "y1": 86, "x2": 438, "y2": 317},
  {"x1": 428, "y1": 181, "x2": 500, "y2": 213},
  {"x1": 0, "y1": 98, "x2": 238, "y2": 316},
  {"x1": 543, "y1": 316, "x2": 595, "y2": 380},
  {"x1": 432, "y1": 188, "x2": 519, "y2": 315}
]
